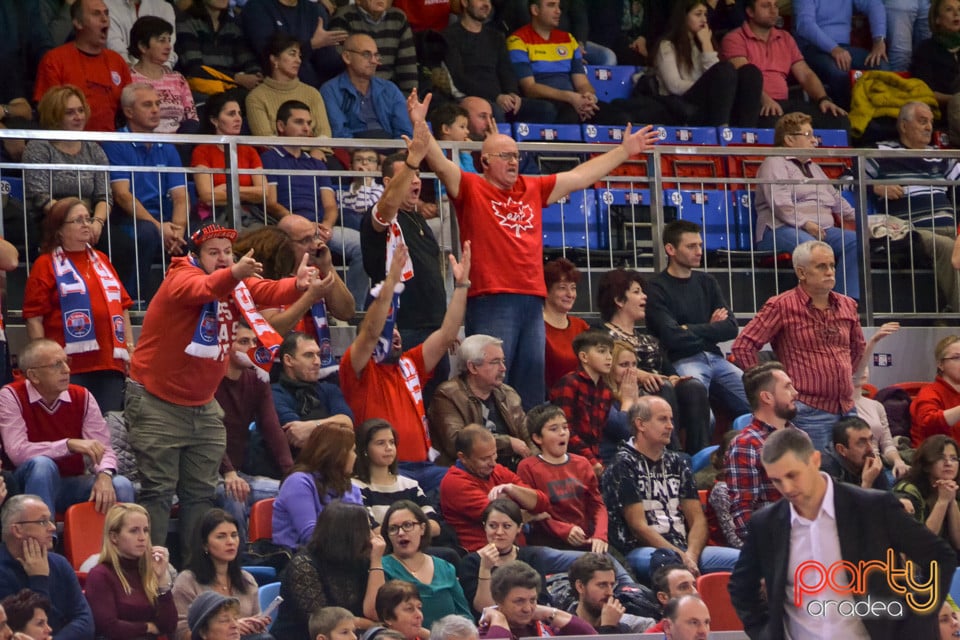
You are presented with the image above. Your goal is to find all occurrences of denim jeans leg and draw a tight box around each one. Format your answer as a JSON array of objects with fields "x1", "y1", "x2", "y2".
[
  {"x1": 793, "y1": 400, "x2": 844, "y2": 452},
  {"x1": 330, "y1": 226, "x2": 369, "y2": 308},
  {"x1": 56, "y1": 475, "x2": 99, "y2": 513},
  {"x1": 13, "y1": 456, "x2": 61, "y2": 515},
  {"x1": 625, "y1": 547, "x2": 656, "y2": 582},
  {"x1": 466, "y1": 294, "x2": 545, "y2": 410},
  {"x1": 584, "y1": 41, "x2": 618, "y2": 66},
  {"x1": 699, "y1": 546, "x2": 741, "y2": 573},
  {"x1": 398, "y1": 461, "x2": 448, "y2": 493},
  {"x1": 707, "y1": 353, "x2": 752, "y2": 416},
  {"x1": 823, "y1": 227, "x2": 860, "y2": 300}
]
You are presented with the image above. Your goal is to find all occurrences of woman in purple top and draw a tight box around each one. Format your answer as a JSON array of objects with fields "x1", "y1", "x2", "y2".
[
  {"x1": 272, "y1": 423, "x2": 363, "y2": 549},
  {"x1": 85, "y1": 503, "x2": 178, "y2": 640}
]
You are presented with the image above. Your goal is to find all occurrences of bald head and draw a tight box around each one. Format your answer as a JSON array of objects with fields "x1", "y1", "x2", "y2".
[
  {"x1": 277, "y1": 215, "x2": 320, "y2": 262},
  {"x1": 461, "y1": 96, "x2": 494, "y2": 141},
  {"x1": 480, "y1": 134, "x2": 521, "y2": 189},
  {"x1": 342, "y1": 34, "x2": 379, "y2": 80}
]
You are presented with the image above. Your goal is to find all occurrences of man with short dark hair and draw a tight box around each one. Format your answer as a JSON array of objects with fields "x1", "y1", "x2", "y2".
[
  {"x1": 662, "y1": 595, "x2": 711, "y2": 640},
  {"x1": 643, "y1": 564, "x2": 700, "y2": 634},
  {"x1": 567, "y1": 553, "x2": 655, "y2": 633},
  {"x1": 729, "y1": 427, "x2": 955, "y2": 639},
  {"x1": 645, "y1": 219, "x2": 750, "y2": 419},
  {"x1": 821, "y1": 415, "x2": 890, "y2": 490},
  {"x1": 439, "y1": 425, "x2": 549, "y2": 550}
]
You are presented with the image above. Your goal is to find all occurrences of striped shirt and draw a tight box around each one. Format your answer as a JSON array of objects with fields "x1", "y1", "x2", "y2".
[
  {"x1": 329, "y1": 5, "x2": 419, "y2": 94},
  {"x1": 865, "y1": 140, "x2": 960, "y2": 225},
  {"x1": 506, "y1": 24, "x2": 584, "y2": 92},
  {"x1": 731, "y1": 286, "x2": 865, "y2": 413}
]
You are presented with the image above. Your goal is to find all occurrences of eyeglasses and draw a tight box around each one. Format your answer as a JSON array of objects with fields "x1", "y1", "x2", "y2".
[
  {"x1": 346, "y1": 49, "x2": 381, "y2": 61},
  {"x1": 486, "y1": 152, "x2": 521, "y2": 162},
  {"x1": 293, "y1": 231, "x2": 322, "y2": 245},
  {"x1": 16, "y1": 518, "x2": 55, "y2": 527},
  {"x1": 788, "y1": 131, "x2": 815, "y2": 138},
  {"x1": 483, "y1": 358, "x2": 507, "y2": 367},
  {"x1": 387, "y1": 520, "x2": 421, "y2": 535},
  {"x1": 30, "y1": 358, "x2": 71, "y2": 372},
  {"x1": 940, "y1": 455, "x2": 960, "y2": 463},
  {"x1": 64, "y1": 216, "x2": 94, "y2": 226}
]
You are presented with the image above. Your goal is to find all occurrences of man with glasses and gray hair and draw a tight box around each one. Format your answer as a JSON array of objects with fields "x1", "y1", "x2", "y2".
[
  {"x1": 0, "y1": 494, "x2": 93, "y2": 640},
  {"x1": 429, "y1": 334, "x2": 535, "y2": 470},
  {"x1": 0, "y1": 339, "x2": 134, "y2": 518}
]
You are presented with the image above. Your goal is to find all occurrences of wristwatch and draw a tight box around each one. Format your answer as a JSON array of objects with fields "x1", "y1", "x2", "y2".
[{"x1": 100, "y1": 468, "x2": 116, "y2": 477}]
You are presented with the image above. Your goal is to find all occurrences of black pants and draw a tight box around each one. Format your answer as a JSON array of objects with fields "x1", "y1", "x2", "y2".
[
  {"x1": 758, "y1": 98, "x2": 852, "y2": 131},
  {"x1": 677, "y1": 61, "x2": 763, "y2": 127}
]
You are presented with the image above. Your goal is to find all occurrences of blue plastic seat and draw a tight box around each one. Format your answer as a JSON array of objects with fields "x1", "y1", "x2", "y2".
[
  {"x1": 692, "y1": 445, "x2": 720, "y2": 472},
  {"x1": 259, "y1": 581, "x2": 281, "y2": 630}
]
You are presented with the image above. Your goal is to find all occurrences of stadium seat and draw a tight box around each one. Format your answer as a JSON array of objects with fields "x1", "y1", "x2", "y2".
[
  {"x1": 732, "y1": 413, "x2": 753, "y2": 431},
  {"x1": 664, "y1": 188, "x2": 737, "y2": 251},
  {"x1": 892, "y1": 381, "x2": 928, "y2": 401},
  {"x1": 513, "y1": 123, "x2": 582, "y2": 142},
  {"x1": 242, "y1": 565, "x2": 277, "y2": 585},
  {"x1": 259, "y1": 581, "x2": 281, "y2": 630},
  {"x1": 249, "y1": 498, "x2": 275, "y2": 543},
  {"x1": 696, "y1": 572, "x2": 743, "y2": 631},
  {"x1": 585, "y1": 65, "x2": 638, "y2": 102},
  {"x1": 691, "y1": 445, "x2": 719, "y2": 472},
  {"x1": 63, "y1": 501, "x2": 108, "y2": 585},
  {"x1": 542, "y1": 189, "x2": 600, "y2": 250},
  {"x1": 950, "y1": 567, "x2": 960, "y2": 605}
]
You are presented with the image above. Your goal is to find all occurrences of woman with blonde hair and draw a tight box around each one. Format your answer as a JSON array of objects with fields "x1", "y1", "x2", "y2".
[
  {"x1": 911, "y1": 335, "x2": 960, "y2": 445},
  {"x1": 84, "y1": 503, "x2": 178, "y2": 640}
]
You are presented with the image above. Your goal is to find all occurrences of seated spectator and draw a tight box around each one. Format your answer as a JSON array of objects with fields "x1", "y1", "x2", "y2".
[
  {"x1": 374, "y1": 581, "x2": 429, "y2": 640},
  {"x1": 940, "y1": 598, "x2": 960, "y2": 639},
  {"x1": 101, "y1": 83, "x2": 188, "y2": 301},
  {"x1": 0, "y1": 339, "x2": 136, "y2": 516},
  {"x1": 442, "y1": 0, "x2": 554, "y2": 122},
  {"x1": 272, "y1": 331, "x2": 354, "y2": 450},
  {"x1": 0, "y1": 590, "x2": 53, "y2": 640},
  {"x1": 340, "y1": 244, "x2": 469, "y2": 492},
  {"x1": 85, "y1": 503, "x2": 177, "y2": 640},
  {"x1": 246, "y1": 33, "x2": 333, "y2": 143},
  {"x1": 23, "y1": 199, "x2": 133, "y2": 414},
  {"x1": 192, "y1": 91, "x2": 273, "y2": 224},
  {"x1": 128, "y1": 16, "x2": 198, "y2": 134},
  {"x1": 104, "y1": 0, "x2": 177, "y2": 67},
  {"x1": 719, "y1": 0, "x2": 850, "y2": 129},
  {"x1": 23, "y1": 86, "x2": 112, "y2": 234},
  {"x1": 329, "y1": 0, "x2": 418, "y2": 93},
  {"x1": 273, "y1": 501, "x2": 385, "y2": 638},
  {"x1": 440, "y1": 426, "x2": 550, "y2": 552},
  {"x1": 478, "y1": 561, "x2": 596, "y2": 638},
  {"x1": 240, "y1": 0, "x2": 347, "y2": 89},
  {"x1": 725, "y1": 361, "x2": 798, "y2": 543},
  {"x1": 643, "y1": 564, "x2": 700, "y2": 634},
  {"x1": 653, "y1": 0, "x2": 762, "y2": 126},
  {"x1": 175, "y1": 0, "x2": 263, "y2": 100},
  {"x1": 909, "y1": 0, "x2": 949, "y2": 105},
  {"x1": 854, "y1": 364, "x2": 910, "y2": 478},
  {"x1": 186, "y1": 592, "x2": 242, "y2": 640},
  {"x1": 754, "y1": 112, "x2": 859, "y2": 301},
  {"x1": 793, "y1": 0, "x2": 889, "y2": 109},
  {"x1": 661, "y1": 595, "x2": 711, "y2": 640},
  {"x1": 599, "y1": 268, "x2": 711, "y2": 454},
  {"x1": 352, "y1": 419, "x2": 442, "y2": 537},
  {"x1": 431, "y1": 615, "x2": 479, "y2": 640},
  {"x1": 867, "y1": 102, "x2": 960, "y2": 312},
  {"x1": 506, "y1": 0, "x2": 670, "y2": 125},
  {"x1": 704, "y1": 431, "x2": 742, "y2": 548},
  {"x1": 381, "y1": 501, "x2": 472, "y2": 626},
  {"x1": 518, "y1": 404, "x2": 608, "y2": 552},
  {"x1": 567, "y1": 553, "x2": 655, "y2": 633},
  {"x1": 893, "y1": 434, "x2": 960, "y2": 550},
  {"x1": 820, "y1": 416, "x2": 891, "y2": 490},
  {"x1": 549, "y1": 330, "x2": 615, "y2": 475},
  {"x1": 602, "y1": 396, "x2": 740, "y2": 580},
  {"x1": 429, "y1": 335, "x2": 534, "y2": 470},
  {"x1": 338, "y1": 149, "x2": 384, "y2": 231},
  {"x1": 272, "y1": 424, "x2": 362, "y2": 551},
  {"x1": 35, "y1": 0, "x2": 132, "y2": 132},
  {"x1": 320, "y1": 34, "x2": 413, "y2": 139},
  {"x1": 262, "y1": 100, "x2": 367, "y2": 306},
  {"x1": 542, "y1": 258, "x2": 590, "y2": 392},
  {"x1": 602, "y1": 341, "x2": 646, "y2": 464},
  {"x1": 911, "y1": 335, "x2": 960, "y2": 445},
  {"x1": 0, "y1": 495, "x2": 94, "y2": 637},
  {"x1": 172, "y1": 509, "x2": 268, "y2": 640},
  {"x1": 214, "y1": 322, "x2": 293, "y2": 541},
  {"x1": 0, "y1": 1, "x2": 53, "y2": 121},
  {"x1": 494, "y1": 0, "x2": 618, "y2": 66},
  {"x1": 311, "y1": 608, "x2": 357, "y2": 640}
]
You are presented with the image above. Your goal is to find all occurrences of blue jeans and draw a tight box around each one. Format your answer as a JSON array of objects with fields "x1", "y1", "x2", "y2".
[
  {"x1": 626, "y1": 545, "x2": 741, "y2": 582},
  {"x1": 216, "y1": 472, "x2": 281, "y2": 543},
  {"x1": 525, "y1": 546, "x2": 637, "y2": 589},
  {"x1": 329, "y1": 226, "x2": 368, "y2": 309},
  {"x1": 584, "y1": 41, "x2": 618, "y2": 66},
  {"x1": 793, "y1": 400, "x2": 854, "y2": 452},
  {"x1": 673, "y1": 352, "x2": 751, "y2": 418},
  {"x1": 885, "y1": 0, "x2": 931, "y2": 70},
  {"x1": 465, "y1": 294, "x2": 545, "y2": 411},
  {"x1": 14, "y1": 456, "x2": 136, "y2": 515},
  {"x1": 758, "y1": 225, "x2": 860, "y2": 300},
  {"x1": 398, "y1": 461, "x2": 448, "y2": 494},
  {"x1": 800, "y1": 44, "x2": 890, "y2": 109}
]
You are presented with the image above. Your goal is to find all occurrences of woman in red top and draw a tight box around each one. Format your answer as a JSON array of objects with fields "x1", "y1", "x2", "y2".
[
  {"x1": 191, "y1": 91, "x2": 274, "y2": 222},
  {"x1": 23, "y1": 198, "x2": 134, "y2": 413},
  {"x1": 542, "y1": 258, "x2": 589, "y2": 391},
  {"x1": 911, "y1": 335, "x2": 960, "y2": 446}
]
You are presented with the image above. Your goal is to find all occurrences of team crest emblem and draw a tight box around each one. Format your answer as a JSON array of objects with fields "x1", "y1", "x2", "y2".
[
  {"x1": 65, "y1": 311, "x2": 92, "y2": 339},
  {"x1": 112, "y1": 315, "x2": 125, "y2": 343},
  {"x1": 199, "y1": 311, "x2": 218, "y2": 342}
]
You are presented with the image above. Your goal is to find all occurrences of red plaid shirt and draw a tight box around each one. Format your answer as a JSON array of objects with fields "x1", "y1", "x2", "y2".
[
  {"x1": 725, "y1": 417, "x2": 797, "y2": 540},
  {"x1": 549, "y1": 367, "x2": 612, "y2": 468}
]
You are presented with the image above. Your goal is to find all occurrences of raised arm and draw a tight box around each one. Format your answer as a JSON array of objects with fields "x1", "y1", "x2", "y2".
[
  {"x1": 407, "y1": 90, "x2": 463, "y2": 198},
  {"x1": 347, "y1": 244, "x2": 408, "y2": 377},
  {"x1": 420, "y1": 241, "x2": 471, "y2": 373},
  {"x1": 372, "y1": 118, "x2": 432, "y2": 232}
]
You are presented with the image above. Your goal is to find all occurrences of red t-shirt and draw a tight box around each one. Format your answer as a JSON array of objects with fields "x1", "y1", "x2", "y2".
[
  {"x1": 392, "y1": 0, "x2": 452, "y2": 31},
  {"x1": 34, "y1": 44, "x2": 131, "y2": 132},
  {"x1": 190, "y1": 144, "x2": 262, "y2": 186},
  {"x1": 339, "y1": 344, "x2": 433, "y2": 463},
  {"x1": 451, "y1": 170, "x2": 557, "y2": 298},
  {"x1": 544, "y1": 315, "x2": 590, "y2": 390},
  {"x1": 23, "y1": 250, "x2": 133, "y2": 375}
]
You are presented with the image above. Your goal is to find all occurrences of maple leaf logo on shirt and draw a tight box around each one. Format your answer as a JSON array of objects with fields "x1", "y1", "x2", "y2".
[{"x1": 491, "y1": 198, "x2": 535, "y2": 238}]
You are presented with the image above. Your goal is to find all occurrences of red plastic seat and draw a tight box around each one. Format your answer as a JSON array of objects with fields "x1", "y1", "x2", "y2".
[
  {"x1": 248, "y1": 498, "x2": 275, "y2": 543},
  {"x1": 63, "y1": 502, "x2": 108, "y2": 585},
  {"x1": 696, "y1": 571, "x2": 743, "y2": 631},
  {"x1": 892, "y1": 381, "x2": 929, "y2": 401}
]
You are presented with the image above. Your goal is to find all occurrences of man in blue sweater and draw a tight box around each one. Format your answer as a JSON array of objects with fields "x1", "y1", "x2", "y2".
[{"x1": 645, "y1": 220, "x2": 751, "y2": 420}]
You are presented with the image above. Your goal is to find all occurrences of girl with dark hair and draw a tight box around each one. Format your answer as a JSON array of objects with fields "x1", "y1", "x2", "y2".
[
  {"x1": 380, "y1": 501, "x2": 471, "y2": 626},
  {"x1": 597, "y1": 268, "x2": 711, "y2": 453},
  {"x1": 129, "y1": 16, "x2": 198, "y2": 133},
  {"x1": 272, "y1": 424, "x2": 363, "y2": 550},
  {"x1": 894, "y1": 434, "x2": 960, "y2": 549},
  {"x1": 173, "y1": 509, "x2": 269, "y2": 640},
  {"x1": 652, "y1": 0, "x2": 761, "y2": 126},
  {"x1": 272, "y1": 501, "x2": 386, "y2": 639},
  {"x1": 352, "y1": 420, "x2": 441, "y2": 537}
]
